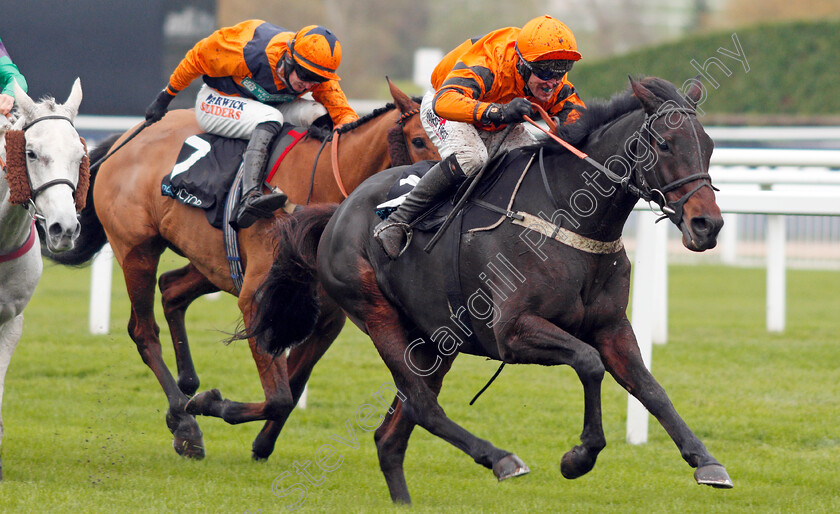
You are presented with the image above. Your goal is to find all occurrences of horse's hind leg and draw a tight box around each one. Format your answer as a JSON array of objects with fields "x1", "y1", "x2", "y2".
[
  {"x1": 159, "y1": 264, "x2": 220, "y2": 396},
  {"x1": 495, "y1": 313, "x2": 607, "y2": 480},
  {"x1": 286, "y1": 291, "x2": 345, "y2": 404},
  {"x1": 0, "y1": 315, "x2": 23, "y2": 480},
  {"x1": 122, "y1": 243, "x2": 205, "y2": 459},
  {"x1": 373, "y1": 355, "x2": 450, "y2": 505},
  {"x1": 346, "y1": 272, "x2": 527, "y2": 500},
  {"x1": 595, "y1": 318, "x2": 733, "y2": 488},
  {"x1": 250, "y1": 293, "x2": 346, "y2": 459}
]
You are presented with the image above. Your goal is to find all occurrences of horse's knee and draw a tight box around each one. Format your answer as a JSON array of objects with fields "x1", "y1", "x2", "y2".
[
  {"x1": 263, "y1": 392, "x2": 295, "y2": 419},
  {"x1": 574, "y1": 347, "x2": 605, "y2": 382}
]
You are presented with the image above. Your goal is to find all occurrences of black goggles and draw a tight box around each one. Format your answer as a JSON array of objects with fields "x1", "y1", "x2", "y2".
[
  {"x1": 517, "y1": 51, "x2": 573, "y2": 81},
  {"x1": 294, "y1": 63, "x2": 328, "y2": 84}
]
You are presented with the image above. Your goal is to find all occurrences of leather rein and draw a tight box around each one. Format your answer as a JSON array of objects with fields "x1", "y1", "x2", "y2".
[
  {"x1": 306, "y1": 108, "x2": 421, "y2": 204},
  {"x1": 524, "y1": 103, "x2": 714, "y2": 227}
]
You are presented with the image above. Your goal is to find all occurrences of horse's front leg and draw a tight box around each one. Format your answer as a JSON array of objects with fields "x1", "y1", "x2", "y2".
[
  {"x1": 122, "y1": 245, "x2": 205, "y2": 459},
  {"x1": 594, "y1": 317, "x2": 733, "y2": 488},
  {"x1": 159, "y1": 264, "x2": 220, "y2": 396},
  {"x1": 0, "y1": 314, "x2": 24, "y2": 480},
  {"x1": 185, "y1": 283, "x2": 303, "y2": 460},
  {"x1": 496, "y1": 313, "x2": 607, "y2": 479}
]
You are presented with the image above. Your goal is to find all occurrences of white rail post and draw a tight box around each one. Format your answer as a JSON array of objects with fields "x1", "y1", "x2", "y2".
[
  {"x1": 652, "y1": 219, "x2": 668, "y2": 344},
  {"x1": 627, "y1": 211, "x2": 657, "y2": 444},
  {"x1": 721, "y1": 213, "x2": 739, "y2": 265},
  {"x1": 89, "y1": 244, "x2": 113, "y2": 335},
  {"x1": 766, "y1": 215, "x2": 787, "y2": 332}
]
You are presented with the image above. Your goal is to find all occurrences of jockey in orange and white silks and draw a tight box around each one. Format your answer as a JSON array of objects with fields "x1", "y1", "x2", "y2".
[
  {"x1": 375, "y1": 15, "x2": 586, "y2": 259},
  {"x1": 423, "y1": 15, "x2": 585, "y2": 174},
  {"x1": 144, "y1": 20, "x2": 359, "y2": 229}
]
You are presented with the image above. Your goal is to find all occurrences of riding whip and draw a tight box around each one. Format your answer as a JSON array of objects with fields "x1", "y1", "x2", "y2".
[{"x1": 88, "y1": 119, "x2": 153, "y2": 171}]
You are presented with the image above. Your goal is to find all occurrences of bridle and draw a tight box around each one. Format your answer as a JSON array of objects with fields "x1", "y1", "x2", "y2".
[
  {"x1": 19, "y1": 114, "x2": 81, "y2": 222},
  {"x1": 629, "y1": 106, "x2": 716, "y2": 225},
  {"x1": 395, "y1": 107, "x2": 421, "y2": 161},
  {"x1": 306, "y1": 107, "x2": 422, "y2": 204},
  {"x1": 526, "y1": 103, "x2": 715, "y2": 229}
]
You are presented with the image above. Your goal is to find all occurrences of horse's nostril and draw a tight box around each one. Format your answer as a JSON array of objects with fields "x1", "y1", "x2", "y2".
[
  {"x1": 691, "y1": 217, "x2": 709, "y2": 236},
  {"x1": 48, "y1": 223, "x2": 64, "y2": 239},
  {"x1": 691, "y1": 216, "x2": 723, "y2": 239}
]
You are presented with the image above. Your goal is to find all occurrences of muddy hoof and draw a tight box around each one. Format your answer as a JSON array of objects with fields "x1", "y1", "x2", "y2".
[
  {"x1": 166, "y1": 411, "x2": 205, "y2": 459},
  {"x1": 493, "y1": 453, "x2": 530, "y2": 481},
  {"x1": 174, "y1": 433, "x2": 205, "y2": 459},
  {"x1": 560, "y1": 445, "x2": 598, "y2": 479},
  {"x1": 694, "y1": 464, "x2": 733, "y2": 488},
  {"x1": 185, "y1": 388, "x2": 223, "y2": 416}
]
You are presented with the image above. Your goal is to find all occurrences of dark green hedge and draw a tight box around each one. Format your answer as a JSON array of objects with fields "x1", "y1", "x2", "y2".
[{"x1": 572, "y1": 19, "x2": 840, "y2": 116}]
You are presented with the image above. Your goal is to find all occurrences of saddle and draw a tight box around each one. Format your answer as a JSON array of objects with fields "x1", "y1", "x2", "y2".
[
  {"x1": 375, "y1": 148, "x2": 532, "y2": 234},
  {"x1": 161, "y1": 123, "x2": 308, "y2": 229}
]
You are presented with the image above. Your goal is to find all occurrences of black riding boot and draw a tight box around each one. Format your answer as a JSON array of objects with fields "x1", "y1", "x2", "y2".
[
  {"x1": 233, "y1": 121, "x2": 288, "y2": 230},
  {"x1": 374, "y1": 154, "x2": 464, "y2": 259}
]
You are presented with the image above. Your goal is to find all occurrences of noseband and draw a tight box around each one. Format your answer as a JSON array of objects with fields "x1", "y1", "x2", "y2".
[
  {"x1": 630, "y1": 107, "x2": 716, "y2": 225},
  {"x1": 21, "y1": 115, "x2": 80, "y2": 208}
]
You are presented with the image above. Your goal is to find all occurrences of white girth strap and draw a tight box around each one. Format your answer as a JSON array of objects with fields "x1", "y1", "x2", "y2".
[{"x1": 512, "y1": 211, "x2": 624, "y2": 254}]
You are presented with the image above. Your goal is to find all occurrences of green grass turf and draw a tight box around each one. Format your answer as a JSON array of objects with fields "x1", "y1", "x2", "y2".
[{"x1": 1, "y1": 255, "x2": 838, "y2": 512}]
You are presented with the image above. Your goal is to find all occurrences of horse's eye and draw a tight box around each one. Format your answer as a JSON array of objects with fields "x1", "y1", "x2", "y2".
[
  {"x1": 411, "y1": 137, "x2": 426, "y2": 149},
  {"x1": 25, "y1": 150, "x2": 37, "y2": 160},
  {"x1": 657, "y1": 140, "x2": 669, "y2": 152}
]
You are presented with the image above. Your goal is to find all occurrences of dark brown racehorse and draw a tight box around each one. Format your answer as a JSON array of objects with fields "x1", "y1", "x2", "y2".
[
  {"x1": 43, "y1": 80, "x2": 439, "y2": 460},
  {"x1": 249, "y1": 77, "x2": 731, "y2": 503}
]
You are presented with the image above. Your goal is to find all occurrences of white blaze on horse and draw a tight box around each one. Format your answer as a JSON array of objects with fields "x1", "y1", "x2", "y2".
[{"x1": 0, "y1": 78, "x2": 88, "y2": 479}]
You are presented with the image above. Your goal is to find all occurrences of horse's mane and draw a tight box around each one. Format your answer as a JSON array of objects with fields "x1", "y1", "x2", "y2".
[
  {"x1": 9, "y1": 96, "x2": 62, "y2": 129},
  {"x1": 307, "y1": 96, "x2": 424, "y2": 141},
  {"x1": 553, "y1": 76, "x2": 689, "y2": 147}
]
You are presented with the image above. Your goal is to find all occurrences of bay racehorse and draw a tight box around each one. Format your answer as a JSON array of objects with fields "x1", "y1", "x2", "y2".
[
  {"x1": 248, "y1": 76, "x2": 732, "y2": 503},
  {"x1": 0, "y1": 78, "x2": 88, "y2": 478},
  {"x1": 42, "y1": 80, "x2": 438, "y2": 460}
]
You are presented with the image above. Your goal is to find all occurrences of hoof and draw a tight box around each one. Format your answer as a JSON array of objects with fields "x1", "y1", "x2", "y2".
[
  {"x1": 252, "y1": 438, "x2": 277, "y2": 461},
  {"x1": 694, "y1": 464, "x2": 733, "y2": 489},
  {"x1": 166, "y1": 410, "x2": 205, "y2": 459},
  {"x1": 174, "y1": 434, "x2": 206, "y2": 460},
  {"x1": 560, "y1": 445, "x2": 599, "y2": 479},
  {"x1": 185, "y1": 388, "x2": 223, "y2": 416},
  {"x1": 493, "y1": 453, "x2": 530, "y2": 481}
]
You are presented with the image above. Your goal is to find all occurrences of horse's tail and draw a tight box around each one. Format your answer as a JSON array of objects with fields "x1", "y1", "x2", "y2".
[
  {"x1": 242, "y1": 203, "x2": 339, "y2": 356},
  {"x1": 41, "y1": 134, "x2": 117, "y2": 265}
]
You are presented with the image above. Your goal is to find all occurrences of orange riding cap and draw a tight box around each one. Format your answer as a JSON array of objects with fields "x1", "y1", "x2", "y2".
[
  {"x1": 430, "y1": 25, "x2": 584, "y2": 130},
  {"x1": 165, "y1": 19, "x2": 357, "y2": 125}
]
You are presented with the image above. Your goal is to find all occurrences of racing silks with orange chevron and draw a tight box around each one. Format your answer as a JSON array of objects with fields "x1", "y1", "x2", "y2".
[
  {"x1": 430, "y1": 24, "x2": 585, "y2": 130},
  {"x1": 165, "y1": 20, "x2": 357, "y2": 126}
]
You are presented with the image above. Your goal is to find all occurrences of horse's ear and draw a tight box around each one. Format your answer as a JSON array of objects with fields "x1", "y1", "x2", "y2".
[
  {"x1": 683, "y1": 75, "x2": 704, "y2": 107},
  {"x1": 386, "y1": 76, "x2": 417, "y2": 113},
  {"x1": 64, "y1": 77, "x2": 83, "y2": 119},
  {"x1": 12, "y1": 79, "x2": 36, "y2": 118},
  {"x1": 0, "y1": 114, "x2": 10, "y2": 138},
  {"x1": 629, "y1": 75, "x2": 661, "y2": 114}
]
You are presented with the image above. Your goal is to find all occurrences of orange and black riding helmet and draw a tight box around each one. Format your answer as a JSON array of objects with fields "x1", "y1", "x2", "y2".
[
  {"x1": 516, "y1": 15, "x2": 581, "y2": 63},
  {"x1": 287, "y1": 25, "x2": 342, "y2": 81}
]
